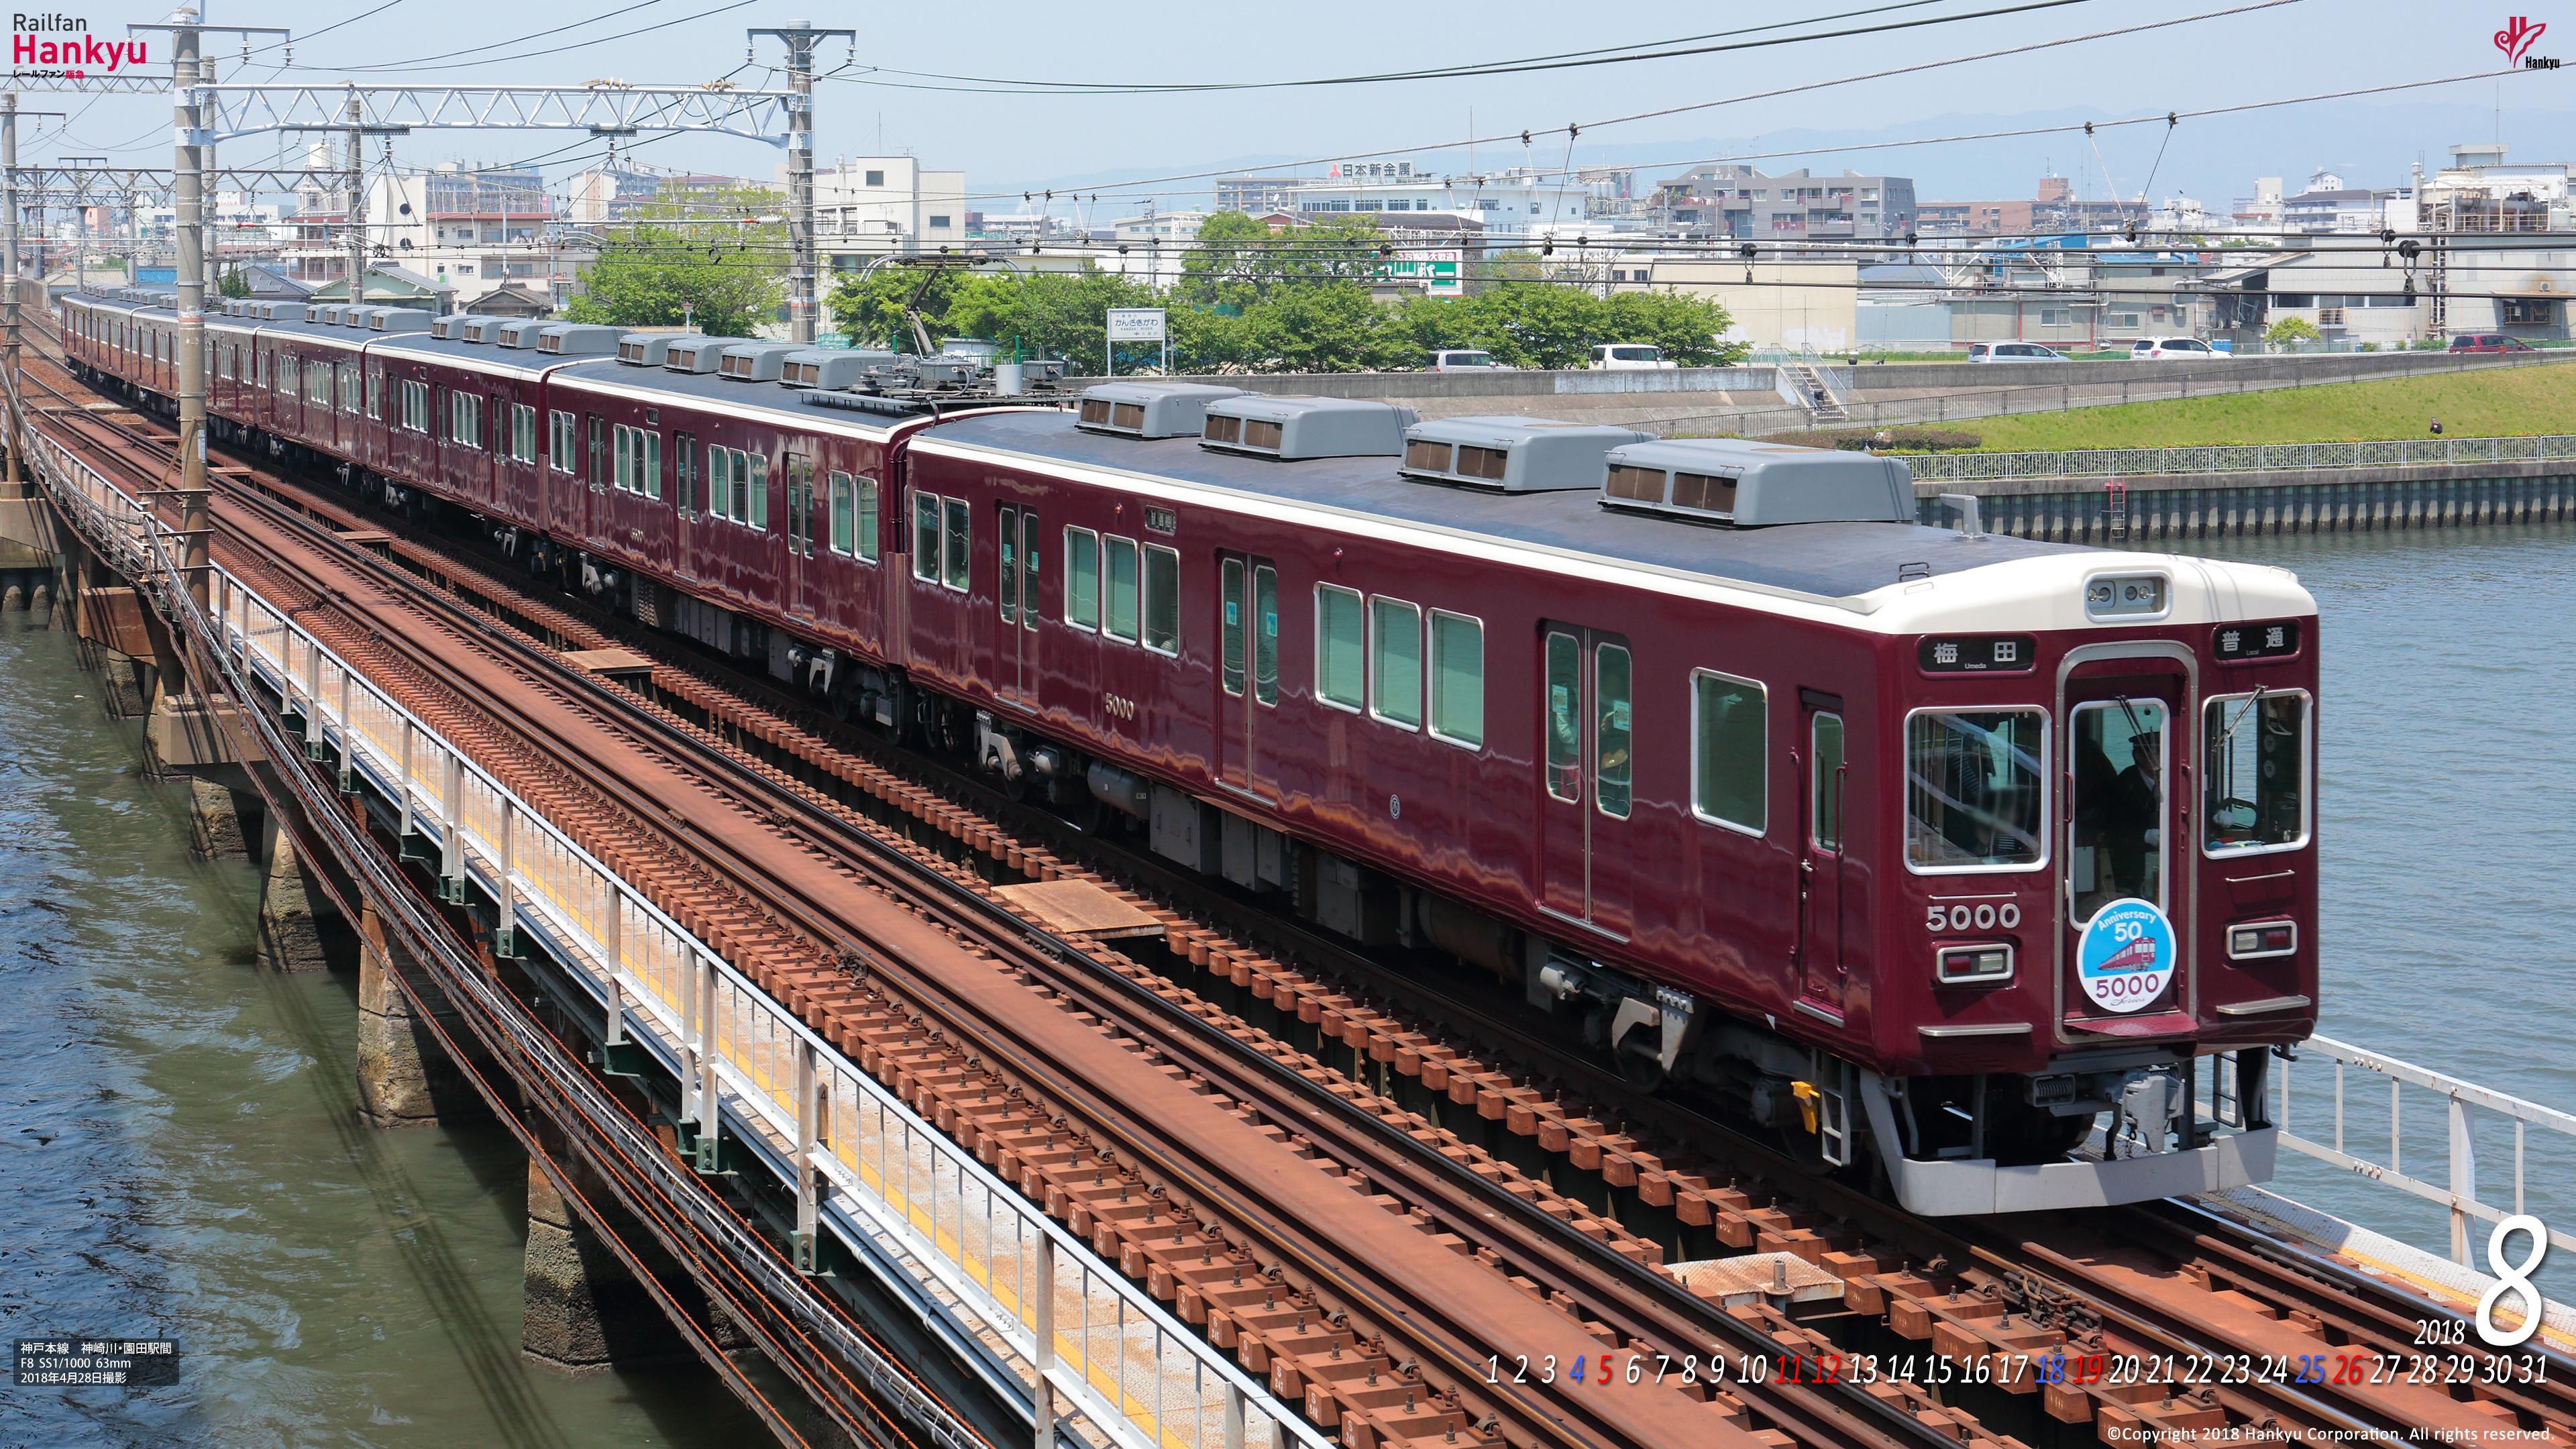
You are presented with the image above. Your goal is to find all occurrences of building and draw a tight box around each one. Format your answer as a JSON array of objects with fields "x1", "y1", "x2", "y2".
[
  {"x1": 285, "y1": 163, "x2": 582, "y2": 312},
  {"x1": 1287, "y1": 165, "x2": 1591, "y2": 233},
  {"x1": 1608, "y1": 257, "x2": 1861, "y2": 352},
  {"x1": 1919, "y1": 174, "x2": 2143, "y2": 239},
  {"x1": 2208, "y1": 241, "x2": 2571, "y2": 346},
  {"x1": 1916, "y1": 199, "x2": 2035, "y2": 236},
  {"x1": 1653, "y1": 163, "x2": 1917, "y2": 240},
  {"x1": 138, "y1": 189, "x2": 286, "y2": 246},
  {"x1": 1213, "y1": 175, "x2": 1316, "y2": 214},
  {"x1": 806, "y1": 157, "x2": 967, "y2": 266},
  {"x1": 565, "y1": 165, "x2": 753, "y2": 224},
  {"x1": 2278, "y1": 168, "x2": 2392, "y2": 235},
  {"x1": 2396, "y1": 142, "x2": 2573, "y2": 234},
  {"x1": 1111, "y1": 209, "x2": 1208, "y2": 244}
]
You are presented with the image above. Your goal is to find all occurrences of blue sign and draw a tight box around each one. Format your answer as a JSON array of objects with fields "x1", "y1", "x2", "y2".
[{"x1": 2076, "y1": 898, "x2": 2176, "y2": 1014}]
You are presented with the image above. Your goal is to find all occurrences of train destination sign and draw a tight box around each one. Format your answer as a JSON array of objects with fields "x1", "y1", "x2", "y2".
[
  {"x1": 2214, "y1": 619, "x2": 2302, "y2": 661},
  {"x1": 1917, "y1": 634, "x2": 2037, "y2": 674}
]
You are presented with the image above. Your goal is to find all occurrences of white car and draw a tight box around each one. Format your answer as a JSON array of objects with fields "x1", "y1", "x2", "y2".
[
  {"x1": 1589, "y1": 343, "x2": 1677, "y2": 370},
  {"x1": 1427, "y1": 350, "x2": 1511, "y2": 372},
  {"x1": 1966, "y1": 341, "x2": 2066, "y2": 362},
  {"x1": 2129, "y1": 336, "x2": 2225, "y2": 360}
]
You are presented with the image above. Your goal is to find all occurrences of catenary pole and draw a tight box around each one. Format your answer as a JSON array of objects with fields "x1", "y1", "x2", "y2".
[{"x1": 750, "y1": 21, "x2": 854, "y2": 344}]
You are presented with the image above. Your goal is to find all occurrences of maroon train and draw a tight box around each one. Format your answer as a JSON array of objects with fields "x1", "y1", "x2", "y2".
[{"x1": 63, "y1": 290, "x2": 2321, "y2": 1214}]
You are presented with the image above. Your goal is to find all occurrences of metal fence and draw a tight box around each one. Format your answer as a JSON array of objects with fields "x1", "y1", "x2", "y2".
[
  {"x1": 28, "y1": 429, "x2": 1324, "y2": 1449},
  {"x1": 1907, "y1": 433, "x2": 2576, "y2": 482},
  {"x1": 2274, "y1": 1036, "x2": 2576, "y2": 1267}
]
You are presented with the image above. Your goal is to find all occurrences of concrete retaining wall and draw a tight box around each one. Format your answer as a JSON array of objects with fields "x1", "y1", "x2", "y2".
[{"x1": 1914, "y1": 464, "x2": 2576, "y2": 543}]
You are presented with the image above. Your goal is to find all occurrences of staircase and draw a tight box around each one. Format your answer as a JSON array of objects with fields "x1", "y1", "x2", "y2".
[{"x1": 1784, "y1": 360, "x2": 1849, "y2": 424}]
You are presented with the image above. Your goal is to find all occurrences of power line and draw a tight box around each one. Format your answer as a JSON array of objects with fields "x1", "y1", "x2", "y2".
[
  {"x1": 828, "y1": 0, "x2": 2094, "y2": 96},
  {"x1": 293, "y1": 0, "x2": 757, "y2": 75}
]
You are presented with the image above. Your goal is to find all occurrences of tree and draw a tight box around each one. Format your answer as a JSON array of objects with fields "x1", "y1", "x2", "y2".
[
  {"x1": 944, "y1": 269, "x2": 1161, "y2": 374},
  {"x1": 2265, "y1": 315, "x2": 2321, "y2": 348},
  {"x1": 1243, "y1": 279, "x2": 1407, "y2": 373},
  {"x1": 1175, "y1": 211, "x2": 1387, "y2": 309},
  {"x1": 1599, "y1": 290, "x2": 1744, "y2": 366},
  {"x1": 563, "y1": 183, "x2": 786, "y2": 338},
  {"x1": 826, "y1": 262, "x2": 973, "y2": 352},
  {"x1": 215, "y1": 266, "x2": 251, "y2": 299}
]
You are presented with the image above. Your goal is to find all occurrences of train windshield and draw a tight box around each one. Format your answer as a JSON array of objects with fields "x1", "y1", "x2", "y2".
[
  {"x1": 2070, "y1": 700, "x2": 2167, "y2": 921},
  {"x1": 2204, "y1": 691, "x2": 2310, "y2": 853},
  {"x1": 1905, "y1": 709, "x2": 2047, "y2": 871}
]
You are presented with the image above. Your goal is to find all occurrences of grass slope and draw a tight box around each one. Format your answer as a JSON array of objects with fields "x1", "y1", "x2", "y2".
[{"x1": 1960, "y1": 362, "x2": 2576, "y2": 451}]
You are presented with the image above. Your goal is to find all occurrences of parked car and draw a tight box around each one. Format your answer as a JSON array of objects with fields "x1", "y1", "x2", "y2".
[
  {"x1": 2129, "y1": 336, "x2": 2224, "y2": 360},
  {"x1": 2449, "y1": 333, "x2": 2536, "y2": 353},
  {"x1": 1426, "y1": 350, "x2": 1511, "y2": 372},
  {"x1": 1589, "y1": 343, "x2": 1677, "y2": 370},
  {"x1": 1965, "y1": 341, "x2": 2067, "y2": 362}
]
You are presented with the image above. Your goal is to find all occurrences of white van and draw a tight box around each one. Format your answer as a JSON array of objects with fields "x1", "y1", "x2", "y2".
[{"x1": 1589, "y1": 343, "x2": 1676, "y2": 370}]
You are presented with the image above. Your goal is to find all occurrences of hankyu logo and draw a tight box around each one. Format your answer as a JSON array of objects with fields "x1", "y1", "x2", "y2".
[
  {"x1": 11, "y1": 13, "x2": 152, "y2": 78},
  {"x1": 2495, "y1": 14, "x2": 2554, "y2": 66}
]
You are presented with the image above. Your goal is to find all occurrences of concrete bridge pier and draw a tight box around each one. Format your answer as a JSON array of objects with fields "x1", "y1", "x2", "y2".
[
  {"x1": 255, "y1": 816, "x2": 346, "y2": 973},
  {"x1": 521, "y1": 1131, "x2": 690, "y2": 1374},
  {"x1": 355, "y1": 901, "x2": 472, "y2": 1128}
]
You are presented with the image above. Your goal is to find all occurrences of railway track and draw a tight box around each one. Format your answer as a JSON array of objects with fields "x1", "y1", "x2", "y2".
[{"x1": 32, "y1": 320, "x2": 2575, "y2": 1449}]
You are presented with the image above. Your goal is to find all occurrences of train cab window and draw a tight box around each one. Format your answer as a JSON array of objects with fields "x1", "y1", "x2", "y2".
[
  {"x1": 1809, "y1": 712, "x2": 1846, "y2": 851},
  {"x1": 1142, "y1": 545, "x2": 1180, "y2": 655},
  {"x1": 2069, "y1": 699, "x2": 2165, "y2": 922},
  {"x1": 1692, "y1": 672, "x2": 1768, "y2": 835},
  {"x1": 1595, "y1": 644, "x2": 1633, "y2": 818},
  {"x1": 940, "y1": 496, "x2": 967, "y2": 589},
  {"x1": 2204, "y1": 691, "x2": 2310, "y2": 855},
  {"x1": 1544, "y1": 633, "x2": 1581, "y2": 802},
  {"x1": 674, "y1": 434, "x2": 698, "y2": 513},
  {"x1": 1316, "y1": 584, "x2": 1365, "y2": 712},
  {"x1": 1063, "y1": 527, "x2": 1099, "y2": 629},
  {"x1": 1904, "y1": 708, "x2": 2046, "y2": 872},
  {"x1": 912, "y1": 492, "x2": 940, "y2": 580},
  {"x1": 1429, "y1": 610, "x2": 1485, "y2": 749},
  {"x1": 550, "y1": 410, "x2": 577, "y2": 472},
  {"x1": 1102, "y1": 535, "x2": 1139, "y2": 639},
  {"x1": 1369, "y1": 598, "x2": 1423, "y2": 729}
]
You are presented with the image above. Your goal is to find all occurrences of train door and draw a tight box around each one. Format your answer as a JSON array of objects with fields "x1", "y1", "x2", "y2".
[
  {"x1": 1214, "y1": 554, "x2": 1279, "y2": 801},
  {"x1": 2061, "y1": 661, "x2": 2190, "y2": 1030},
  {"x1": 1535, "y1": 625, "x2": 1633, "y2": 939},
  {"x1": 995, "y1": 504, "x2": 1042, "y2": 708},
  {"x1": 785, "y1": 450, "x2": 816, "y2": 619},
  {"x1": 1794, "y1": 691, "x2": 1848, "y2": 1019},
  {"x1": 672, "y1": 432, "x2": 698, "y2": 580}
]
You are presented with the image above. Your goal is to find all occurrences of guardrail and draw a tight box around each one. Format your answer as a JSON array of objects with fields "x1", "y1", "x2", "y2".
[
  {"x1": 27, "y1": 427, "x2": 1324, "y2": 1449},
  {"x1": 2274, "y1": 1036, "x2": 2576, "y2": 1267},
  {"x1": 1905, "y1": 433, "x2": 2576, "y2": 482}
]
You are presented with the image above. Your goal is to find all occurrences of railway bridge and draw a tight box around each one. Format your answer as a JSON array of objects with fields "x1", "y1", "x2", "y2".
[{"x1": 6, "y1": 311, "x2": 2573, "y2": 1449}]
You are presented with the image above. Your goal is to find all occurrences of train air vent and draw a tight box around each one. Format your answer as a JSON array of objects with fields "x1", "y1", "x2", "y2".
[
  {"x1": 1200, "y1": 395, "x2": 1415, "y2": 460},
  {"x1": 318, "y1": 305, "x2": 347, "y2": 325},
  {"x1": 496, "y1": 319, "x2": 547, "y2": 350},
  {"x1": 460, "y1": 317, "x2": 502, "y2": 344},
  {"x1": 617, "y1": 332, "x2": 707, "y2": 367},
  {"x1": 781, "y1": 348, "x2": 895, "y2": 389},
  {"x1": 368, "y1": 309, "x2": 434, "y2": 334},
  {"x1": 662, "y1": 338, "x2": 727, "y2": 373},
  {"x1": 1597, "y1": 439, "x2": 1914, "y2": 527},
  {"x1": 534, "y1": 323, "x2": 621, "y2": 356},
  {"x1": 427, "y1": 315, "x2": 460, "y2": 339},
  {"x1": 339, "y1": 306, "x2": 376, "y2": 329},
  {"x1": 1075, "y1": 381, "x2": 1244, "y2": 439},
  {"x1": 1397, "y1": 416, "x2": 1652, "y2": 493},
  {"x1": 716, "y1": 342, "x2": 800, "y2": 381}
]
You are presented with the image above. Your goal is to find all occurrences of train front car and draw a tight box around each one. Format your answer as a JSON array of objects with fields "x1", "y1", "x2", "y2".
[{"x1": 1851, "y1": 544, "x2": 2318, "y2": 1213}]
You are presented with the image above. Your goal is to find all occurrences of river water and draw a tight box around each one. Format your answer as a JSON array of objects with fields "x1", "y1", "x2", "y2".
[
  {"x1": 3, "y1": 524, "x2": 2570, "y2": 1447},
  {"x1": 0, "y1": 616, "x2": 757, "y2": 1448}
]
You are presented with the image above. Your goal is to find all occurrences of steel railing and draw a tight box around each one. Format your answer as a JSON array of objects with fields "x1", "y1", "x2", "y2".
[
  {"x1": 1906, "y1": 433, "x2": 2576, "y2": 482},
  {"x1": 2274, "y1": 1036, "x2": 2576, "y2": 1267},
  {"x1": 25, "y1": 425, "x2": 1324, "y2": 1449}
]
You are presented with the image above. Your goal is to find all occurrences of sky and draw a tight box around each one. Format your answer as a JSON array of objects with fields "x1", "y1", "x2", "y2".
[{"x1": 19, "y1": 0, "x2": 2575, "y2": 217}]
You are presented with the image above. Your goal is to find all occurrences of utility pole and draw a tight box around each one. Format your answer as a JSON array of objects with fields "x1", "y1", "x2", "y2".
[
  {"x1": 749, "y1": 21, "x2": 854, "y2": 344},
  {"x1": 1, "y1": 99, "x2": 66, "y2": 489}
]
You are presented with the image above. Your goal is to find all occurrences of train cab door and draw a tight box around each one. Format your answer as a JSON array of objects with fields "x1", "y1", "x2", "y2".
[
  {"x1": 2061, "y1": 659, "x2": 2192, "y2": 1033},
  {"x1": 785, "y1": 450, "x2": 816, "y2": 619},
  {"x1": 1536, "y1": 626, "x2": 1634, "y2": 940},
  {"x1": 1794, "y1": 691, "x2": 1849, "y2": 1021},
  {"x1": 1214, "y1": 554, "x2": 1280, "y2": 802},
  {"x1": 996, "y1": 504, "x2": 1041, "y2": 709}
]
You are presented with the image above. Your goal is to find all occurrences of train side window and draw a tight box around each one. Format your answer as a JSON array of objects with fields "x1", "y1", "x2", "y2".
[
  {"x1": 1221, "y1": 559, "x2": 1246, "y2": 696},
  {"x1": 912, "y1": 492, "x2": 939, "y2": 580},
  {"x1": 1428, "y1": 610, "x2": 1484, "y2": 749},
  {"x1": 1102, "y1": 535, "x2": 1139, "y2": 641},
  {"x1": 642, "y1": 430, "x2": 661, "y2": 500},
  {"x1": 1810, "y1": 712, "x2": 1846, "y2": 852},
  {"x1": 513, "y1": 405, "x2": 537, "y2": 466},
  {"x1": 1595, "y1": 643, "x2": 1633, "y2": 819},
  {"x1": 1063, "y1": 527, "x2": 1099, "y2": 629},
  {"x1": 747, "y1": 451, "x2": 769, "y2": 530},
  {"x1": 828, "y1": 472, "x2": 855, "y2": 555},
  {"x1": 997, "y1": 504, "x2": 1019, "y2": 623},
  {"x1": 366, "y1": 367, "x2": 383, "y2": 419},
  {"x1": 1369, "y1": 597, "x2": 1423, "y2": 729},
  {"x1": 1544, "y1": 632, "x2": 1580, "y2": 802},
  {"x1": 1315, "y1": 584, "x2": 1365, "y2": 712},
  {"x1": 1142, "y1": 544, "x2": 1180, "y2": 655},
  {"x1": 940, "y1": 495, "x2": 967, "y2": 589},
  {"x1": 710, "y1": 446, "x2": 734, "y2": 518},
  {"x1": 1252, "y1": 565, "x2": 1279, "y2": 706},
  {"x1": 1690, "y1": 671, "x2": 1767, "y2": 835},
  {"x1": 216, "y1": 345, "x2": 231, "y2": 380},
  {"x1": 857, "y1": 478, "x2": 880, "y2": 562},
  {"x1": 613, "y1": 426, "x2": 632, "y2": 489},
  {"x1": 2204, "y1": 690, "x2": 2310, "y2": 855},
  {"x1": 674, "y1": 434, "x2": 697, "y2": 513}
]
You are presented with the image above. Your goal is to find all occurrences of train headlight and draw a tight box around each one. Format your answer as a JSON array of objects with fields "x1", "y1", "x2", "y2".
[
  {"x1": 2084, "y1": 573, "x2": 2169, "y2": 619},
  {"x1": 1935, "y1": 943, "x2": 2014, "y2": 985},
  {"x1": 2226, "y1": 921, "x2": 2298, "y2": 960}
]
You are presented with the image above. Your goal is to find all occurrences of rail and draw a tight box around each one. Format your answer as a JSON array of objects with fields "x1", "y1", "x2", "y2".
[
  {"x1": 25, "y1": 424, "x2": 1325, "y2": 1449},
  {"x1": 2273, "y1": 1035, "x2": 2576, "y2": 1265},
  {"x1": 1905, "y1": 433, "x2": 2576, "y2": 482}
]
